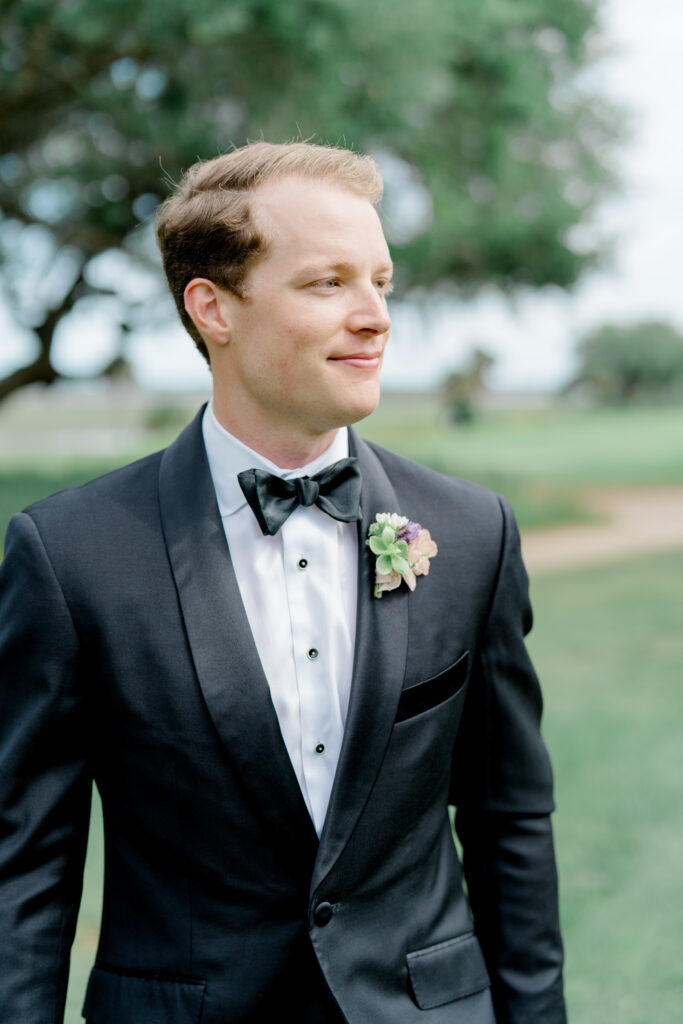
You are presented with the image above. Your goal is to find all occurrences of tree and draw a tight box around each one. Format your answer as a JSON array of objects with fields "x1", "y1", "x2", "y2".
[
  {"x1": 0, "y1": 0, "x2": 618, "y2": 399},
  {"x1": 568, "y1": 321, "x2": 683, "y2": 401},
  {"x1": 443, "y1": 347, "x2": 495, "y2": 424}
]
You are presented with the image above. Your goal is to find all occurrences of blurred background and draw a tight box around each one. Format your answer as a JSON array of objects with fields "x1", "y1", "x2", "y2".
[{"x1": 1, "y1": 0, "x2": 682, "y2": 1021}]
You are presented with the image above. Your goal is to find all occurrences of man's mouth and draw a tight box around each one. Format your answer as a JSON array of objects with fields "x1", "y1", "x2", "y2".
[{"x1": 329, "y1": 352, "x2": 382, "y2": 369}]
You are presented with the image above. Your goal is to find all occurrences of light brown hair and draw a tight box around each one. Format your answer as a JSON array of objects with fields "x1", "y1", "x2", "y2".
[{"x1": 155, "y1": 141, "x2": 384, "y2": 362}]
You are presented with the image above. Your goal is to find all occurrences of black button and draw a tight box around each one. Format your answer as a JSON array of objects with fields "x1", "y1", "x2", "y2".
[
  {"x1": 313, "y1": 901, "x2": 334, "y2": 926},
  {"x1": 298, "y1": 558, "x2": 308, "y2": 570},
  {"x1": 315, "y1": 743, "x2": 325, "y2": 754},
  {"x1": 307, "y1": 648, "x2": 318, "y2": 660}
]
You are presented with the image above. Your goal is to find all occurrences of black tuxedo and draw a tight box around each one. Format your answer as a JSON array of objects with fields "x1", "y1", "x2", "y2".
[{"x1": 0, "y1": 408, "x2": 565, "y2": 1023}]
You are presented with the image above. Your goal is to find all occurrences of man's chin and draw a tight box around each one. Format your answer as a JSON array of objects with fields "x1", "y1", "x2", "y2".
[{"x1": 331, "y1": 391, "x2": 381, "y2": 429}]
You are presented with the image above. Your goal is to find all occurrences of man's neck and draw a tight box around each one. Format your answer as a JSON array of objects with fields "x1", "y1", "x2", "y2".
[{"x1": 210, "y1": 396, "x2": 339, "y2": 470}]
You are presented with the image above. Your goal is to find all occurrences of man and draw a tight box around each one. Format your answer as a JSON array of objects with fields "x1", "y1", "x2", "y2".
[{"x1": 0, "y1": 142, "x2": 565, "y2": 1023}]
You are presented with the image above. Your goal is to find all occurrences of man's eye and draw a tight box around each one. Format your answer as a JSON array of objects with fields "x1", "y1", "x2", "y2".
[
  {"x1": 377, "y1": 280, "x2": 394, "y2": 296},
  {"x1": 311, "y1": 279, "x2": 340, "y2": 290}
]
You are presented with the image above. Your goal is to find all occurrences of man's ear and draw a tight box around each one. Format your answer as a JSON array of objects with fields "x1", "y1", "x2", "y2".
[{"x1": 184, "y1": 278, "x2": 231, "y2": 348}]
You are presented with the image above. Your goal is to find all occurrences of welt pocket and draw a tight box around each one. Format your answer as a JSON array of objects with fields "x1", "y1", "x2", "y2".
[
  {"x1": 83, "y1": 964, "x2": 206, "y2": 1024},
  {"x1": 395, "y1": 651, "x2": 469, "y2": 723},
  {"x1": 406, "y1": 931, "x2": 490, "y2": 1010}
]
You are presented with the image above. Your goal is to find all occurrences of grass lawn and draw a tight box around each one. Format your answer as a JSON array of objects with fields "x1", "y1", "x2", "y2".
[
  {"x1": 62, "y1": 550, "x2": 683, "y2": 1023},
  {"x1": 528, "y1": 550, "x2": 683, "y2": 1024},
  {"x1": 0, "y1": 466, "x2": 127, "y2": 539},
  {"x1": 2, "y1": 392, "x2": 683, "y2": 532},
  {"x1": 362, "y1": 394, "x2": 683, "y2": 486}
]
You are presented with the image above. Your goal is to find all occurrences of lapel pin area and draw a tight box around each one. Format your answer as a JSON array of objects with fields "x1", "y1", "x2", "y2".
[{"x1": 366, "y1": 513, "x2": 438, "y2": 598}]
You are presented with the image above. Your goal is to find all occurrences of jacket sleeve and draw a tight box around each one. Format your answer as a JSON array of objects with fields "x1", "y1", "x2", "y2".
[
  {"x1": 0, "y1": 512, "x2": 91, "y2": 1024},
  {"x1": 450, "y1": 496, "x2": 566, "y2": 1024}
]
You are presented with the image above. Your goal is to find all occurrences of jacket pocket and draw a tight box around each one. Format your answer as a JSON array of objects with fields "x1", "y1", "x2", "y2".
[
  {"x1": 83, "y1": 964, "x2": 206, "y2": 1024},
  {"x1": 395, "y1": 651, "x2": 469, "y2": 723},
  {"x1": 406, "y1": 931, "x2": 490, "y2": 1010}
]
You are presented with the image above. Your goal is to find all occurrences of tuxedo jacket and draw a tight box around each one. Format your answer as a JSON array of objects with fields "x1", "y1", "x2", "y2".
[{"x1": 0, "y1": 408, "x2": 565, "y2": 1024}]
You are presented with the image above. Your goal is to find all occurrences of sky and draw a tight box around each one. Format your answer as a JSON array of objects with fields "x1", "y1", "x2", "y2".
[{"x1": 2, "y1": 0, "x2": 682, "y2": 394}]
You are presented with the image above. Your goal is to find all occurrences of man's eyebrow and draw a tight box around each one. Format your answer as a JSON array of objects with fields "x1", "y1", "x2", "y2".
[{"x1": 294, "y1": 259, "x2": 394, "y2": 278}]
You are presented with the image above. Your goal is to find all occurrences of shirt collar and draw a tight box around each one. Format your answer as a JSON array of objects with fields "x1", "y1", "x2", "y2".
[{"x1": 202, "y1": 399, "x2": 350, "y2": 518}]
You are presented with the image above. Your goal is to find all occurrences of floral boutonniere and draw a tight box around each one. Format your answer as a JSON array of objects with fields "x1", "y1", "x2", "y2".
[{"x1": 366, "y1": 513, "x2": 438, "y2": 598}]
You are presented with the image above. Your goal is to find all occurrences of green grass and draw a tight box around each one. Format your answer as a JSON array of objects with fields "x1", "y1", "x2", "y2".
[
  {"x1": 62, "y1": 550, "x2": 683, "y2": 1023},
  {"x1": 360, "y1": 394, "x2": 683, "y2": 485},
  {"x1": 0, "y1": 462, "x2": 589, "y2": 535},
  {"x1": 5, "y1": 394, "x2": 682, "y2": 533},
  {"x1": 528, "y1": 550, "x2": 683, "y2": 1024},
  {"x1": 361, "y1": 396, "x2": 683, "y2": 528},
  {"x1": 0, "y1": 466, "x2": 126, "y2": 535}
]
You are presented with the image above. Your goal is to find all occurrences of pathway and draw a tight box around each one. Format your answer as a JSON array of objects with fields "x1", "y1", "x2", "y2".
[{"x1": 520, "y1": 487, "x2": 683, "y2": 575}]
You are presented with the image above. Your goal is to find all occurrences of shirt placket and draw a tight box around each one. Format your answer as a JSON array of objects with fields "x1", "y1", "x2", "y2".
[{"x1": 281, "y1": 509, "x2": 341, "y2": 834}]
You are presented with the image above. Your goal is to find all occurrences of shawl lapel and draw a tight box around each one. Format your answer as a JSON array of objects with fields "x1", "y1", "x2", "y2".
[
  {"x1": 312, "y1": 430, "x2": 409, "y2": 890},
  {"x1": 158, "y1": 408, "x2": 318, "y2": 853}
]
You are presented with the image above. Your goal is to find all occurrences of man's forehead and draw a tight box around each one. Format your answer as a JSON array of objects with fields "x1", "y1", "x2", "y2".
[
  {"x1": 252, "y1": 177, "x2": 382, "y2": 232},
  {"x1": 245, "y1": 182, "x2": 389, "y2": 282}
]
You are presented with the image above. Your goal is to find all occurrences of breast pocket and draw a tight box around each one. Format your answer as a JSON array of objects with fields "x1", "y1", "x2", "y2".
[{"x1": 395, "y1": 651, "x2": 470, "y2": 723}]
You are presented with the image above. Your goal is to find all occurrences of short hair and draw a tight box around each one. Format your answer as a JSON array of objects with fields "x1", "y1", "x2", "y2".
[{"x1": 155, "y1": 141, "x2": 384, "y2": 362}]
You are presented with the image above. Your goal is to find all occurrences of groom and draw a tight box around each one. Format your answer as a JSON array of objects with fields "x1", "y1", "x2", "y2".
[{"x1": 0, "y1": 142, "x2": 565, "y2": 1023}]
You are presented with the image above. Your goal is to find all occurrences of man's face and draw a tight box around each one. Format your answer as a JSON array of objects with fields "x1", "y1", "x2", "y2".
[{"x1": 214, "y1": 176, "x2": 393, "y2": 447}]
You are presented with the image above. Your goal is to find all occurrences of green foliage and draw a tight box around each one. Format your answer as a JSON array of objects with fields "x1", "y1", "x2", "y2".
[
  {"x1": 569, "y1": 321, "x2": 683, "y2": 402},
  {"x1": 0, "y1": 0, "x2": 618, "y2": 396},
  {"x1": 1, "y1": 0, "x2": 616, "y2": 282},
  {"x1": 442, "y1": 347, "x2": 495, "y2": 424},
  {"x1": 367, "y1": 522, "x2": 411, "y2": 578}
]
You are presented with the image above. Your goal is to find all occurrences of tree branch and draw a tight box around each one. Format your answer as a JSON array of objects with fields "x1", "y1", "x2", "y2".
[
  {"x1": 0, "y1": 354, "x2": 62, "y2": 402},
  {"x1": 0, "y1": 264, "x2": 88, "y2": 404}
]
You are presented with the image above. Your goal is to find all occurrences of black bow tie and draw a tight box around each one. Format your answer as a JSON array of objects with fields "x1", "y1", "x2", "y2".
[{"x1": 237, "y1": 458, "x2": 362, "y2": 536}]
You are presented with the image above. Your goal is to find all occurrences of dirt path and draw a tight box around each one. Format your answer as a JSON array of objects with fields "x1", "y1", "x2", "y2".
[{"x1": 520, "y1": 487, "x2": 683, "y2": 575}]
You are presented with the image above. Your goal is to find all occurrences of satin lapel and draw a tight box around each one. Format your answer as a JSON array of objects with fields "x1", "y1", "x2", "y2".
[
  {"x1": 158, "y1": 409, "x2": 317, "y2": 850},
  {"x1": 312, "y1": 430, "x2": 409, "y2": 889}
]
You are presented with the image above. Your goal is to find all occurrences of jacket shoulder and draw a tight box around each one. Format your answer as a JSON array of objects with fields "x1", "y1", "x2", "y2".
[
  {"x1": 14, "y1": 451, "x2": 167, "y2": 562},
  {"x1": 360, "y1": 437, "x2": 505, "y2": 516},
  {"x1": 24, "y1": 450, "x2": 164, "y2": 519},
  {"x1": 21, "y1": 407, "x2": 207, "y2": 531}
]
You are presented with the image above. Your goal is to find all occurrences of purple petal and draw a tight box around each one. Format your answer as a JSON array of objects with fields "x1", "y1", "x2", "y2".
[{"x1": 397, "y1": 520, "x2": 421, "y2": 542}]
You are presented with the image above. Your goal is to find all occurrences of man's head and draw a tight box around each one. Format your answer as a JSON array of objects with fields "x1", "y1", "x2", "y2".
[
  {"x1": 155, "y1": 142, "x2": 393, "y2": 461},
  {"x1": 155, "y1": 142, "x2": 384, "y2": 363}
]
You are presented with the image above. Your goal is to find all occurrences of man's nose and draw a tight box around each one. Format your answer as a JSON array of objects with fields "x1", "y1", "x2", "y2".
[{"x1": 348, "y1": 284, "x2": 392, "y2": 335}]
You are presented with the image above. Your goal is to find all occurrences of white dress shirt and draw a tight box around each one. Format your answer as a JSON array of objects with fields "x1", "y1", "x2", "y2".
[{"x1": 202, "y1": 402, "x2": 358, "y2": 835}]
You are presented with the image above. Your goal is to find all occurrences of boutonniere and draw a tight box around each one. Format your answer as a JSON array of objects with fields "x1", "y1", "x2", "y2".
[{"x1": 366, "y1": 513, "x2": 438, "y2": 598}]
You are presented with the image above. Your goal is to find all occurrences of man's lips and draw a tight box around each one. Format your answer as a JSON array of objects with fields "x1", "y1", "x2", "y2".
[{"x1": 329, "y1": 352, "x2": 382, "y2": 369}]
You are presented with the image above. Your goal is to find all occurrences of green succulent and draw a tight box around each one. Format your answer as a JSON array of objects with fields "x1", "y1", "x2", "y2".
[{"x1": 366, "y1": 526, "x2": 410, "y2": 576}]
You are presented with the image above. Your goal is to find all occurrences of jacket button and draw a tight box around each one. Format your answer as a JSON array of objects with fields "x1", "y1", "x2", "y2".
[{"x1": 313, "y1": 901, "x2": 334, "y2": 926}]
